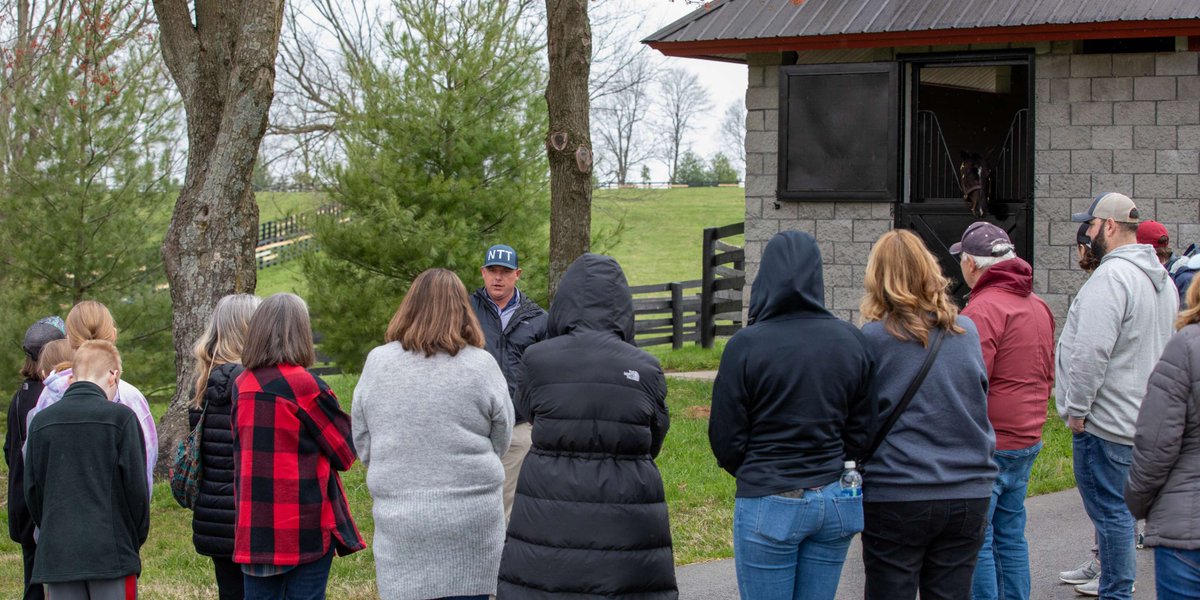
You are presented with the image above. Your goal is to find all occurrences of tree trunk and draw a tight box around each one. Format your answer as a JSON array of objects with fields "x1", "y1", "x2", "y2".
[
  {"x1": 545, "y1": 0, "x2": 592, "y2": 300},
  {"x1": 151, "y1": 0, "x2": 283, "y2": 473}
]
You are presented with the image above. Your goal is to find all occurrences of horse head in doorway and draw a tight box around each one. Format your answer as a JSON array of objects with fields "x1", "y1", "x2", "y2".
[{"x1": 959, "y1": 152, "x2": 991, "y2": 218}]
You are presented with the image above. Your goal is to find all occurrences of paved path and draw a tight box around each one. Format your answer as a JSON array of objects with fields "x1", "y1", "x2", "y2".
[
  {"x1": 677, "y1": 488, "x2": 1157, "y2": 599},
  {"x1": 666, "y1": 370, "x2": 718, "y2": 382}
]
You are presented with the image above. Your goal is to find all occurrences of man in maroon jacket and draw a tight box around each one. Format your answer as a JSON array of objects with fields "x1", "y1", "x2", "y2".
[{"x1": 952, "y1": 222, "x2": 1056, "y2": 600}]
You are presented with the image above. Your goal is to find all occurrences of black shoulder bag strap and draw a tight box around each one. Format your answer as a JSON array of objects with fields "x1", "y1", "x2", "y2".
[{"x1": 862, "y1": 328, "x2": 946, "y2": 465}]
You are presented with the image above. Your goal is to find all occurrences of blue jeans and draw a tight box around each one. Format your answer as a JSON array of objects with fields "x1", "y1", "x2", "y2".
[
  {"x1": 243, "y1": 551, "x2": 334, "y2": 600},
  {"x1": 972, "y1": 441, "x2": 1042, "y2": 600},
  {"x1": 1073, "y1": 432, "x2": 1135, "y2": 600},
  {"x1": 1155, "y1": 547, "x2": 1200, "y2": 600},
  {"x1": 733, "y1": 480, "x2": 863, "y2": 600}
]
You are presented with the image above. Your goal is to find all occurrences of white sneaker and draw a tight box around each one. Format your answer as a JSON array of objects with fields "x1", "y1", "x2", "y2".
[
  {"x1": 1059, "y1": 559, "x2": 1100, "y2": 584},
  {"x1": 1073, "y1": 576, "x2": 1134, "y2": 596},
  {"x1": 1073, "y1": 576, "x2": 1099, "y2": 596}
]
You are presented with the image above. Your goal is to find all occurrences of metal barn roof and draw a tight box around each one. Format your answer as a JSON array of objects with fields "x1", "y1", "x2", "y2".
[{"x1": 645, "y1": 0, "x2": 1200, "y2": 57}]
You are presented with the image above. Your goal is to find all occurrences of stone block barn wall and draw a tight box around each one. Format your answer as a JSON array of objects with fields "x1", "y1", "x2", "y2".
[{"x1": 742, "y1": 45, "x2": 1200, "y2": 327}]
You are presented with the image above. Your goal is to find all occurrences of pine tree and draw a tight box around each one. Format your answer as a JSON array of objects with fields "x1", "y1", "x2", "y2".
[
  {"x1": 305, "y1": 0, "x2": 549, "y2": 371},
  {"x1": 0, "y1": 1, "x2": 177, "y2": 393}
]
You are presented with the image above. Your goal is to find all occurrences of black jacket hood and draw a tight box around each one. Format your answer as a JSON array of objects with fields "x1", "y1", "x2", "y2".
[
  {"x1": 547, "y1": 253, "x2": 635, "y2": 342},
  {"x1": 748, "y1": 230, "x2": 830, "y2": 323}
]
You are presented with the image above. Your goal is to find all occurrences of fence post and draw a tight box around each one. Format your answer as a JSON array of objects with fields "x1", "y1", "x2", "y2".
[
  {"x1": 670, "y1": 281, "x2": 684, "y2": 350},
  {"x1": 700, "y1": 226, "x2": 716, "y2": 348}
]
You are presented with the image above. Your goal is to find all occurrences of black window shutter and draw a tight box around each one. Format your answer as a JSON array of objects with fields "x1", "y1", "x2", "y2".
[{"x1": 778, "y1": 62, "x2": 899, "y2": 202}]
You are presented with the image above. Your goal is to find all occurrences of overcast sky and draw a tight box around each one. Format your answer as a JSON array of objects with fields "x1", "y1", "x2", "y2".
[
  {"x1": 283, "y1": 0, "x2": 748, "y2": 182},
  {"x1": 626, "y1": 1, "x2": 748, "y2": 179}
]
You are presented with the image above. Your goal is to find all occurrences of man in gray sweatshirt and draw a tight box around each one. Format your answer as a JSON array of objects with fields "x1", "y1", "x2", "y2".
[{"x1": 1057, "y1": 192, "x2": 1177, "y2": 599}]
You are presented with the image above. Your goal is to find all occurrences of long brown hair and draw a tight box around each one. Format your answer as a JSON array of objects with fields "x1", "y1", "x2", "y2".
[
  {"x1": 37, "y1": 339, "x2": 74, "y2": 379},
  {"x1": 386, "y1": 268, "x2": 485, "y2": 357},
  {"x1": 65, "y1": 300, "x2": 118, "y2": 349},
  {"x1": 860, "y1": 229, "x2": 965, "y2": 346},
  {"x1": 192, "y1": 294, "x2": 261, "y2": 408},
  {"x1": 241, "y1": 293, "x2": 316, "y2": 370},
  {"x1": 1176, "y1": 275, "x2": 1200, "y2": 330}
]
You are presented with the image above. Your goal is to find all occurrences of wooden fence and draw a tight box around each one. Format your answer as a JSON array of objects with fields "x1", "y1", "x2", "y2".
[
  {"x1": 631, "y1": 222, "x2": 745, "y2": 349},
  {"x1": 255, "y1": 203, "x2": 341, "y2": 269}
]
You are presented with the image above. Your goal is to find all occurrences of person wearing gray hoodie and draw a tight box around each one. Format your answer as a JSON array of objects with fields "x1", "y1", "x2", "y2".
[{"x1": 1057, "y1": 192, "x2": 1178, "y2": 600}]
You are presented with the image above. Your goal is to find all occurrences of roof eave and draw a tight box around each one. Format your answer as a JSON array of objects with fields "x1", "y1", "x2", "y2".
[{"x1": 646, "y1": 19, "x2": 1200, "y2": 59}]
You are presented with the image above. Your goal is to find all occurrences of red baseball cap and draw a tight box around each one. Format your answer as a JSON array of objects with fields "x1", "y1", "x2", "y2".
[{"x1": 1136, "y1": 220, "x2": 1170, "y2": 249}]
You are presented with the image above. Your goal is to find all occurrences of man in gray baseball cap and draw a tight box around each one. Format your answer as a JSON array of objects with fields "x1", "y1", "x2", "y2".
[
  {"x1": 1071, "y1": 192, "x2": 1139, "y2": 262},
  {"x1": 1055, "y1": 191, "x2": 1176, "y2": 598}
]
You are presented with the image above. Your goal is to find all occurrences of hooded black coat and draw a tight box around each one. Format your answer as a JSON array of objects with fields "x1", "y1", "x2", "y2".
[
  {"x1": 710, "y1": 231, "x2": 879, "y2": 497},
  {"x1": 187, "y1": 362, "x2": 242, "y2": 557},
  {"x1": 497, "y1": 254, "x2": 677, "y2": 599}
]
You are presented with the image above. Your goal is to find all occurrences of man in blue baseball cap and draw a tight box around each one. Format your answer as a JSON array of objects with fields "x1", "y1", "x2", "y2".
[{"x1": 470, "y1": 244, "x2": 547, "y2": 522}]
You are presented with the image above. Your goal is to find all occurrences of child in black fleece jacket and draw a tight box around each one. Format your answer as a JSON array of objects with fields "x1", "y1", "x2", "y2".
[{"x1": 24, "y1": 340, "x2": 148, "y2": 600}]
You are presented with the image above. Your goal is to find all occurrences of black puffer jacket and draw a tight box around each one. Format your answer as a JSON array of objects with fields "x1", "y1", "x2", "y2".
[
  {"x1": 6, "y1": 378, "x2": 43, "y2": 545},
  {"x1": 497, "y1": 254, "x2": 677, "y2": 599},
  {"x1": 471, "y1": 288, "x2": 547, "y2": 423},
  {"x1": 187, "y1": 362, "x2": 242, "y2": 557}
]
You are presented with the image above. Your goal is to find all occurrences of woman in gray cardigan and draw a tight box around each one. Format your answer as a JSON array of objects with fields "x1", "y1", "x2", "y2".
[
  {"x1": 352, "y1": 269, "x2": 513, "y2": 600},
  {"x1": 1125, "y1": 277, "x2": 1200, "y2": 598}
]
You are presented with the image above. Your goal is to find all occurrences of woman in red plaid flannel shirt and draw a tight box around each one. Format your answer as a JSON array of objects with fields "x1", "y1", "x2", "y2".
[{"x1": 231, "y1": 293, "x2": 365, "y2": 599}]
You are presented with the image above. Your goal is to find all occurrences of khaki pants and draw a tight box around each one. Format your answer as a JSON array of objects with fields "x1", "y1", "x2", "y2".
[{"x1": 501, "y1": 422, "x2": 533, "y2": 523}]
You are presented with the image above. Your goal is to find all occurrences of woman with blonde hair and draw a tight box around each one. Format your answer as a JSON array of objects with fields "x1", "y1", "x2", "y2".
[
  {"x1": 26, "y1": 300, "x2": 158, "y2": 495},
  {"x1": 858, "y1": 229, "x2": 997, "y2": 600},
  {"x1": 1124, "y1": 276, "x2": 1200, "y2": 598},
  {"x1": 233, "y1": 293, "x2": 363, "y2": 598},
  {"x1": 352, "y1": 268, "x2": 512, "y2": 600},
  {"x1": 187, "y1": 294, "x2": 260, "y2": 600},
  {"x1": 37, "y1": 340, "x2": 74, "y2": 379}
]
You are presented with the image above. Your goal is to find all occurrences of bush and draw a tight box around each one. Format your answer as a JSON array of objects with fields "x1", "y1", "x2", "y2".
[
  {"x1": 674, "y1": 150, "x2": 715, "y2": 187},
  {"x1": 710, "y1": 152, "x2": 740, "y2": 184}
]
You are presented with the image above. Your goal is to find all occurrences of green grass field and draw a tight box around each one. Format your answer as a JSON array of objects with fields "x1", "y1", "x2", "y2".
[
  {"x1": 250, "y1": 187, "x2": 745, "y2": 298},
  {"x1": 592, "y1": 187, "x2": 744, "y2": 286},
  {"x1": 255, "y1": 191, "x2": 324, "y2": 222}
]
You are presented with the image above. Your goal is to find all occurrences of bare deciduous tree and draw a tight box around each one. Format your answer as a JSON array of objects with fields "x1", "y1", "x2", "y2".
[
  {"x1": 267, "y1": 0, "x2": 382, "y2": 186},
  {"x1": 151, "y1": 0, "x2": 286, "y2": 469},
  {"x1": 657, "y1": 67, "x2": 711, "y2": 183},
  {"x1": 0, "y1": 0, "x2": 75, "y2": 178},
  {"x1": 588, "y1": 0, "x2": 647, "y2": 104},
  {"x1": 720, "y1": 98, "x2": 746, "y2": 173},
  {"x1": 593, "y1": 50, "x2": 653, "y2": 186}
]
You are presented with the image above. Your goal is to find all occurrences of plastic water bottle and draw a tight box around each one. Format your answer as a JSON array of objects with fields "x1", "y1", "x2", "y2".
[{"x1": 840, "y1": 461, "x2": 862, "y2": 497}]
